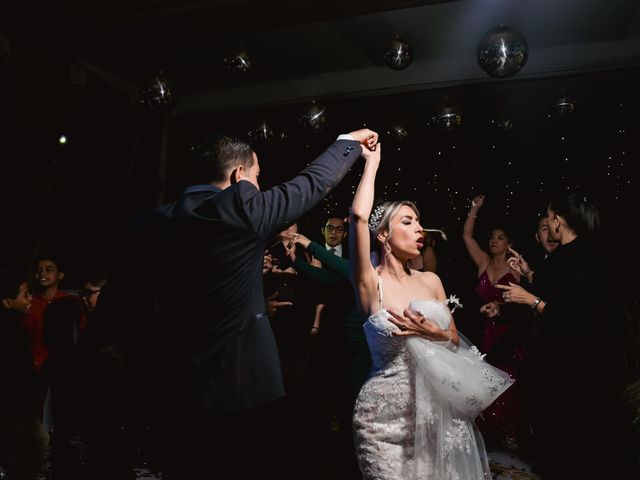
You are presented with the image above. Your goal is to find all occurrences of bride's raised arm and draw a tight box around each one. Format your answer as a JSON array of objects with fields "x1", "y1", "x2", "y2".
[{"x1": 349, "y1": 143, "x2": 382, "y2": 315}]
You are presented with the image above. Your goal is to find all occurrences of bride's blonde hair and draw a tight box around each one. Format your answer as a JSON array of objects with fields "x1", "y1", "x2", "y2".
[{"x1": 369, "y1": 200, "x2": 420, "y2": 268}]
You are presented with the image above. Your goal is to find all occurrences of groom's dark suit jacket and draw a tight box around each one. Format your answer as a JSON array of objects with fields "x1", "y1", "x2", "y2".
[{"x1": 130, "y1": 139, "x2": 362, "y2": 413}]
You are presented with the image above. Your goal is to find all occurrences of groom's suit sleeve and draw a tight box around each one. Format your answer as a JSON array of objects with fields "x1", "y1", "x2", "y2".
[{"x1": 238, "y1": 139, "x2": 362, "y2": 239}]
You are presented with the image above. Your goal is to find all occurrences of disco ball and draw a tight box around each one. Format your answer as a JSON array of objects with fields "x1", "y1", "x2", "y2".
[
  {"x1": 387, "y1": 125, "x2": 409, "y2": 141},
  {"x1": 299, "y1": 101, "x2": 327, "y2": 131},
  {"x1": 224, "y1": 49, "x2": 252, "y2": 72},
  {"x1": 491, "y1": 119, "x2": 514, "y2": 132},
  {"x1": 429, "y1": 101, "x2": 462, "y2": 131},
  {"x1": 249, "y1": 121, "x2": 275, "y2": 142},
  {"x1": 477, "y1": 26, "x2": 528, "y2": 79},
  {"x1": 139, "y1": 74, "x2": 174, "y2": 109},
  {"x1": 384, "y1": 36, "x2": 413, "y2": 70},
  {"x1": 554, "y1": 91, "x2": 576, "y2": 115}
]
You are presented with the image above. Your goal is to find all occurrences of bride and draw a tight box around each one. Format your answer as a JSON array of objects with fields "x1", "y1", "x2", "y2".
[{"x1": 349, "y1": 143, "x2": 513, "y2": 480}]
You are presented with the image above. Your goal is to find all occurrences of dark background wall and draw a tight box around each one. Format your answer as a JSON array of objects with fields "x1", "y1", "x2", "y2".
[{"x1": 1, "y1": 47, "x2": 638, "y2": 291}]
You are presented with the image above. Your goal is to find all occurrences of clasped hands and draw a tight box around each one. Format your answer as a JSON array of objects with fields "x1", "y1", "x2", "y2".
[
  {"x1": 350, "y1": 128, "x2": 379, "y2": 152},
  {"x1": 284, "y1": 232, "x2": 311, "y2": 251}
]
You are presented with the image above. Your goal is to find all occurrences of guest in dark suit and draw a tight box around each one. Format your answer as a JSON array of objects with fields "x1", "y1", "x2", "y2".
[
  {"x1": 321, "y1": 216, "x2": 348, "y2": 258},
  {"x1": 106, "y1": 128, "x2": 378, "y2": 479},
  {"x1": 497, "y1": 192, "x2": 630, "y2": 478}
]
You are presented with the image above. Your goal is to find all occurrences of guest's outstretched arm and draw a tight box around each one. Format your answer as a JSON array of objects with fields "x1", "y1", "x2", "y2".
[{"x1": 463, "y1": 194, "x2": 490, "y2": 270}]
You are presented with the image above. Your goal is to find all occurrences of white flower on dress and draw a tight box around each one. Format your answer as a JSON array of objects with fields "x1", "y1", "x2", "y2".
[
  {"x1": 446, "y1": 294, "x2": 463, "y2": 313},
  {"x1": 469, "y1": 346, "x2": 486, "y2": 360}
]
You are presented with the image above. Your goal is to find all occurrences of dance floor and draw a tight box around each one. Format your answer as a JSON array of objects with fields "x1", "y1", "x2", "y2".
[{"x1": 11, "y1": 434, "x2": 539, "y2": 480}]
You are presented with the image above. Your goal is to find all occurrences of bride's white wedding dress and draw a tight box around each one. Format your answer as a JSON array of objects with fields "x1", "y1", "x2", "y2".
[{"x1": 353, "y1": 279, "x2": 514, "y2": 480}]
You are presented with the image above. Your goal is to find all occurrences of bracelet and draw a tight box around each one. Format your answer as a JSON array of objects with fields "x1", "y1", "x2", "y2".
[
  {"x1": 531, "y1": 297, "x2": 542, "y2": 310},
  {"x1": 467, "y1": 213, "x2": 477, "y2": 218}
]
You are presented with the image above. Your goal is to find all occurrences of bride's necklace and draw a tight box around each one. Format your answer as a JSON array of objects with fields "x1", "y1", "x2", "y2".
[{"x1": 379, "y1": 267, "x2": 409, "y2": 279}]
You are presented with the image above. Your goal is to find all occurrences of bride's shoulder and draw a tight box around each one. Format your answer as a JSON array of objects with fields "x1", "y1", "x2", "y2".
[{"x1": 412, "y1": 269, "x2": 443, "y2": 285}]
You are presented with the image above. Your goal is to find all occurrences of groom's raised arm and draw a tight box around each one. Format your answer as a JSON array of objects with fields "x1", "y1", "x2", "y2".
[{"x1": 241, "y1": 129, "x2": 377, "y2": 239}]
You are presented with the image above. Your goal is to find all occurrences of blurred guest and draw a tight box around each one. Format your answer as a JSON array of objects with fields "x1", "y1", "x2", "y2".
[
  {"x1": 288, "y1": 227, "x2": 370, "y2": 479},
  {"x1": 0, "y1": 275, "x2": 48, "y2": 480},
  {"x1": 77, "y1": 274, "x2": 135, "y2": 480}
]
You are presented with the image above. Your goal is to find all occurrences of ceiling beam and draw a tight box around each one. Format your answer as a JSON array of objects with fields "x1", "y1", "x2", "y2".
[{"x1": 177, "y1": 38, "x2": 640, "y2": 114}]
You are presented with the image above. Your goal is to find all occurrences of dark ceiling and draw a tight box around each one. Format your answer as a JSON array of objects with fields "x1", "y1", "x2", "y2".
[{"x1": 3, "y1": 0, "x2": 640, "y2": 114}]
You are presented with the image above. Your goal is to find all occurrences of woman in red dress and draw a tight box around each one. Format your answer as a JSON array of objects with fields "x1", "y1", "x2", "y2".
[{"x1": 463, "y1": 194, "x2": 528, "y2": 451}]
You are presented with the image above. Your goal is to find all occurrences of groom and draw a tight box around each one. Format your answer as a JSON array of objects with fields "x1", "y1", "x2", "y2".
[{"x1": 119, "y1": 128, "x2": 377, "y2": 478}]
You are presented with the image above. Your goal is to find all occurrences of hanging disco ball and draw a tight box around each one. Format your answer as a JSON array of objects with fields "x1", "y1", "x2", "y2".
[
  {"x1": 299, "y1": 101, "x2": 327, "y2": 131},
  {"x1": 387, "y1": 124, "x2": 409, "y2": 141},
  {"x1": 429, "y1": 100, "x2": 462, "y2": 131},
  {"x1": 249, "y1": 120, "x2": 275, "y2": 142},
  {"x1": 384, "y1": 36, "x2": 413, "y2": 70},
  {"x1": 554, "y1": 91, "x2": 576, "y2": 115},
  {"x1": 139, "y1": 73, "x2": 174, "y2": 109},
  {"x1": 224, "y1": 49, "x2": 252, "y2": 72},
  {"x1": 491, "y1": 119, "x2": 514, "y2": 132},
  {"x1": 477, "y1": 26, "x2": 528, "y2": 79}
]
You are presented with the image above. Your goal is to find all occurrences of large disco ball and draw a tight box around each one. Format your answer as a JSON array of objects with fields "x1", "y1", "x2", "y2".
[
  {"x1": 384, "y1": 36, "x2": 413, "y2": 70},
  {"x1": 299, "y1": 101, "x2": 327, "y2": 131},
  {"x1": 224, "y1": 49, "x2": 252, "y2": 72},
  {"x1": 139, "y1": 73, "x2": 174, "y2": 109},
  {"x1": 477, "y1": 26, "x2": 528, "y2": 78}
]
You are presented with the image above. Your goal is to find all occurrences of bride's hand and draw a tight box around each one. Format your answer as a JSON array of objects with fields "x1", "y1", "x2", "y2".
[
  {"x1": 387, "y1": 308, "x2": 439, "y2": 337},
  {"x1": 361, "y1": 142, "x2": 381, "y2": 167}
]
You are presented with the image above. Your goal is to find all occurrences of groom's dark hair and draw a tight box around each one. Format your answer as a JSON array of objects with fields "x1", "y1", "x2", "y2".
[{"x1": 191, "y1": 133, "x2": 255, "y2": 184}]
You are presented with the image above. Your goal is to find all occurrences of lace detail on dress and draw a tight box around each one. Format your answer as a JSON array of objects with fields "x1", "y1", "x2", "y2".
[
  {"x1": 443, "y1": 419, "x2": 472, "y2": 456},
  {"x1": 354, "y1": 298, "x2": 513, "y2": 480}
]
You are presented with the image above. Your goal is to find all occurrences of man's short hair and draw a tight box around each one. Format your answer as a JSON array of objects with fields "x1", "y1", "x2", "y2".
[
  {"x1": 191, "y1": 134, "x2": 255, "y2": 184},
  {"x1": 34, "y1": 255, "x2": 64, "y2": 273}
]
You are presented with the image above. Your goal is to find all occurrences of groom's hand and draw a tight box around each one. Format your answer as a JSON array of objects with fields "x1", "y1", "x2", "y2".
[{"x1": 348, "y1": 128, "x2": 378, "y2": 151}]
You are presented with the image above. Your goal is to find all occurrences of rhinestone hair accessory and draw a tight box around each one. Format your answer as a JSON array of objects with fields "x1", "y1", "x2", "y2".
[{"x1": 368, "y1": 204, "x2": 386, "y2": 232}]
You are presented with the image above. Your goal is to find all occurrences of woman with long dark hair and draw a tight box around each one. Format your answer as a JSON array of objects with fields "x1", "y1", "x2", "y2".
[{"x1": 498, "y1": 192, "x2": 629, "y2": 477}]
